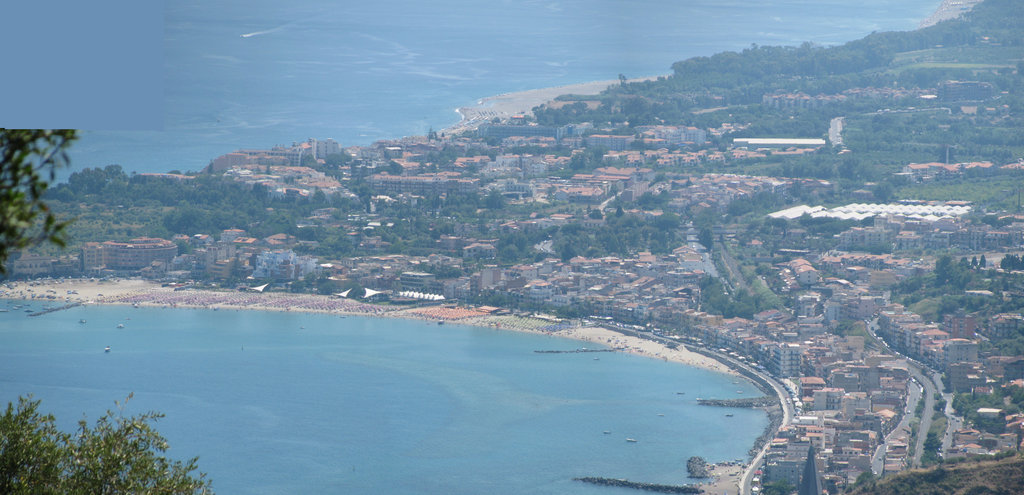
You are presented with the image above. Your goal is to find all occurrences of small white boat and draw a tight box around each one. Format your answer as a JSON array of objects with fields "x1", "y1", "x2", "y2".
[
  {"x1": 117, "y1": 323, "x2": 125, "y2": 329},
  {"x1": 626, "y1": 438, "x2": 638, "y2": 443},
  {"x1": 104, "y1": 346, "x2": 111, "y2": 353},
  {"x1": 79, "y1": 319, "x2": 86, "y2": 324}
]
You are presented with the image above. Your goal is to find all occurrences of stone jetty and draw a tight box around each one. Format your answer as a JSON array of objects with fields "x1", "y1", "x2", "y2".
[
  {"x1": 696, "y1": 397, "x2": 775, "y2": 408},
  {"x1": 533, "y1": 348, "x2": 616, "y2": 354},
  {"x1": 28, "y1": 302, "x2": 82, "y2": 317},
  {"x1": 573, "y1": 477, "x2": 702, "y2": 493}
]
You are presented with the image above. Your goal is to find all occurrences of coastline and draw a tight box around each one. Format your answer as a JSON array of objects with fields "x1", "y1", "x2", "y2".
[
  {"x1": 1, "y1": 278, "x2": 736, "y2": 377},
  {"x1": 5, "y1": 277, "x2": 761, "y2": 493},
  {"x1": 442, "y1": 0, "x2": 979, "y2": 136},
  {"x1": 4, "y1": 278, "x2": 767, "y2": 493},
  {"x1": 919, "y1": 0, "x2": 982, "y2": 28},
  {"x1": 443, "y1": 76, "x2": 661, "y2": 135}
]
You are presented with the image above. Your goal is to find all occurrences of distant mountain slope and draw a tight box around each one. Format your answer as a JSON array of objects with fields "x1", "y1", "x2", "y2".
[
  {"x1": 533, "y1": 0, "x2": 1024, "y2": 126},
  {"x1": 846, "y1": 455, "x2": 1024, "y2": 495}
]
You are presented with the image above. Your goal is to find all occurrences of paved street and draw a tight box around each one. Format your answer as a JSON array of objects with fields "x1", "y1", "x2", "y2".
[
  {"x1": 865, "y1": 318, "x2": 948, "y2": 471},
  {"x1": 939, "y1": 375, "x2": 962, "y2": 457},
  {"x1": 871, "y1": 376, "x2": 922, "y2": 474},
  {"x1": 909, "y1": 367, "x2": 937, "y2": 468}
]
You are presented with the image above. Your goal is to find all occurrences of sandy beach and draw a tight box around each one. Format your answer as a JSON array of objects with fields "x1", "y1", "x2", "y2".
[
  {"x1": 2, "y1": 278, "x2": 734, "y2": 376},
  {"x1": 6, "y1": 277, "x2": 749, "y2": 494},
  {"x1": 439, "y1": 0, "x2": 979, "y2": 136},
  {"x1": 919, "y1": 0, "x2": 982, "y2": 28},
  {"x1": 700, "y1": 462, "x2": 746, "y2": 495},
  {"x1": 444, "y1": 76, "x2": 661, "y2": 135}
]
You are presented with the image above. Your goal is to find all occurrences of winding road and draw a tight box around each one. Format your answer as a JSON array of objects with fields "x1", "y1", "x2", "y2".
[
  {"x1": 740, "y1": 370, "x2": 794, "y2": 495},
  {"x1": 865, "y1": 318, "x2": 947, "y2": 471}
]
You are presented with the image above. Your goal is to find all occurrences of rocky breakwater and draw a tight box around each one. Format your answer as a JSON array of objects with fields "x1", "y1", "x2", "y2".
[
  {"x1": 687, "y1": 456, "x2": 709, "y2": 479},
  {"x1": 696, "y1": 397, "x2": 775, "y2": 408},
  {"x1": 573, "y1": 477, "x2": 703, "y2": 493}
]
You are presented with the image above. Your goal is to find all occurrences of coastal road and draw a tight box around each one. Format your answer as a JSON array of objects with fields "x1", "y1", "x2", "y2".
[
  {"x1": 638, "y1": 330, "x2": 793, "y2": 495},
  {"x1": 737, "y1": 367, "x2": 794, "y2": 495},
  {"x1": 628, "y1": 328, "x2": 792, "y2": 495}
]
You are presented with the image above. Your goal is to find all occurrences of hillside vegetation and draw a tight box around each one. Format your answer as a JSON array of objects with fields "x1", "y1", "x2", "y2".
[{"x1": 846, "y1": 455, "x2": 1024, "y2": 495}]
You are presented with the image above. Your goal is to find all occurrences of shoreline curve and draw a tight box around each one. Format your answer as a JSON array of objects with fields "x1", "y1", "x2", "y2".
[{"x1": 2, "y1": 278, "x2": 738, "y2": 378}]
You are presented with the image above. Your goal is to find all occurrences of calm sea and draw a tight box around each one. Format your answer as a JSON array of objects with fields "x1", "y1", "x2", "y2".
[
  {"x1": 66, "y1": 0, "x2": 939, "y2": 176},
  {"x1": 2, "y1": 301, "x2": 765, "y2": 493},
  {"x1": 21, "y1": 3, "x2": 939, "y2": 491}
]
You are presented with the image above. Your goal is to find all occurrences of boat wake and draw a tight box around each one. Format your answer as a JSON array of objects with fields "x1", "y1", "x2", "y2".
[
  {"x1": 240, "y1": 26, "x2": 284, "y2": 38},
  {"x1": 240, "y1": 18, "x2": 303, "y2": 38}
]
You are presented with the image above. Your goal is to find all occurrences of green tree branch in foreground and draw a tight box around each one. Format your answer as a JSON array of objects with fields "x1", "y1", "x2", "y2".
[
  {"x1": 0, "y1": 394, "x2": 211, "y2": 494},
  {"x1": 0, "y1": 129, "x2": 77, "y2": 273}
]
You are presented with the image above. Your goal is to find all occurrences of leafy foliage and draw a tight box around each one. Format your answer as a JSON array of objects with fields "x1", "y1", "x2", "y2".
[
  {"x1": 0, "y1": 395, "x2": 211, "y2": 494},
  {"x1": 699, "y1": 277, "x2": 777, "y2": 319},
  {"x1": 952, "y1": 385, "x2": 1024, "y2": 434},
  {"x1": 761, "y1": 479, "x2": 795, "y2": 495},
  {"x1": 0, "y1": 129, "x2": 77, "y2": 272}
]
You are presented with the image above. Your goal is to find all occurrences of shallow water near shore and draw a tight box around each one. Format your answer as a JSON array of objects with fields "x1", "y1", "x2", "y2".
[
  {"x1": 68, "y1": 0, "x2": 939, "y2": 176},
  {"x1": 2, "y1": 301, "x2": 766, "y2": 493}
]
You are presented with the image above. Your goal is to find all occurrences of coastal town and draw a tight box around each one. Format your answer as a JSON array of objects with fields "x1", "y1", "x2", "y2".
[
  {"x1": 9, "y1": 117, "x2": 1024, "y2": 494},
  {"x1": 4, "y1": 0, "x2": 1024, "y2": 493}
]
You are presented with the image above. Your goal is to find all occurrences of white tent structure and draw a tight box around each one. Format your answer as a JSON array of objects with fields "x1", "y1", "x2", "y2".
[
  {"x1": 334, "y1": 289, "x2": 351, "y2": 298},
  {"x1": 397, "y1": 291, "x2": 446, "y2": 301},
  {"x1": 767, "y1": 205, "x2": 825, "y2": 220},
  {"x1": 362, "y1": 288, "x2": 383, "y2": 299},
  {"x1": 249, "y1": 283, "x2": 269, "y2": 292},
  {"x1": 768, "y1": 202, "x2": 971, "y2": 222}
]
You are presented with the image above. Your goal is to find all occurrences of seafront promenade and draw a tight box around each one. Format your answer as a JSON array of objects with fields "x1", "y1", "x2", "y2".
[
  {"x1": 3, "y1": 277, "x2": 772, "y2": 493},
  {"x1": 1, "y1": 278, "x2": 737, "y2": 376}
]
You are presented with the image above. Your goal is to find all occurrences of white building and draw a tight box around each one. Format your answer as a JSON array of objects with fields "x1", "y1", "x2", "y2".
[
  {"x1": 252, "y1": 250, "x2": 319, "y2": 280},
  {"x1": 772, "y1": 342, "x2": 802, "y2": 377}
]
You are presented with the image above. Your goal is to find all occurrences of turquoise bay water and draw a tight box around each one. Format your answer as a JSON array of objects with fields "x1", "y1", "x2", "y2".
[
  {"x1": 67, "y1": 0, "x2": 940, "y2": 176},
  {"x1": 1, "y1": 301, "x2": 766, "y2": 493}
]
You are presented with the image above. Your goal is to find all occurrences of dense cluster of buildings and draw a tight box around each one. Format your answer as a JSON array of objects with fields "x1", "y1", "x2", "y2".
[
  {"x1": 222, "y1": 164, "x2": 353, "y2": 200},
  {"x1": 761, "y1": 86, "x2": 929, "y2": 110},
  {"x1": 901, "y1": 160, "x2": 998, "y2": 182},
  {"x1": 81, "y1": 238, "x2": 178, "y2": 273},
  {"x1": 208, "y1": 138, "x2": 343, "y2": 171},
  {"x1": 9, "y1": 76, "x2": 1024, "y2": 490}
]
